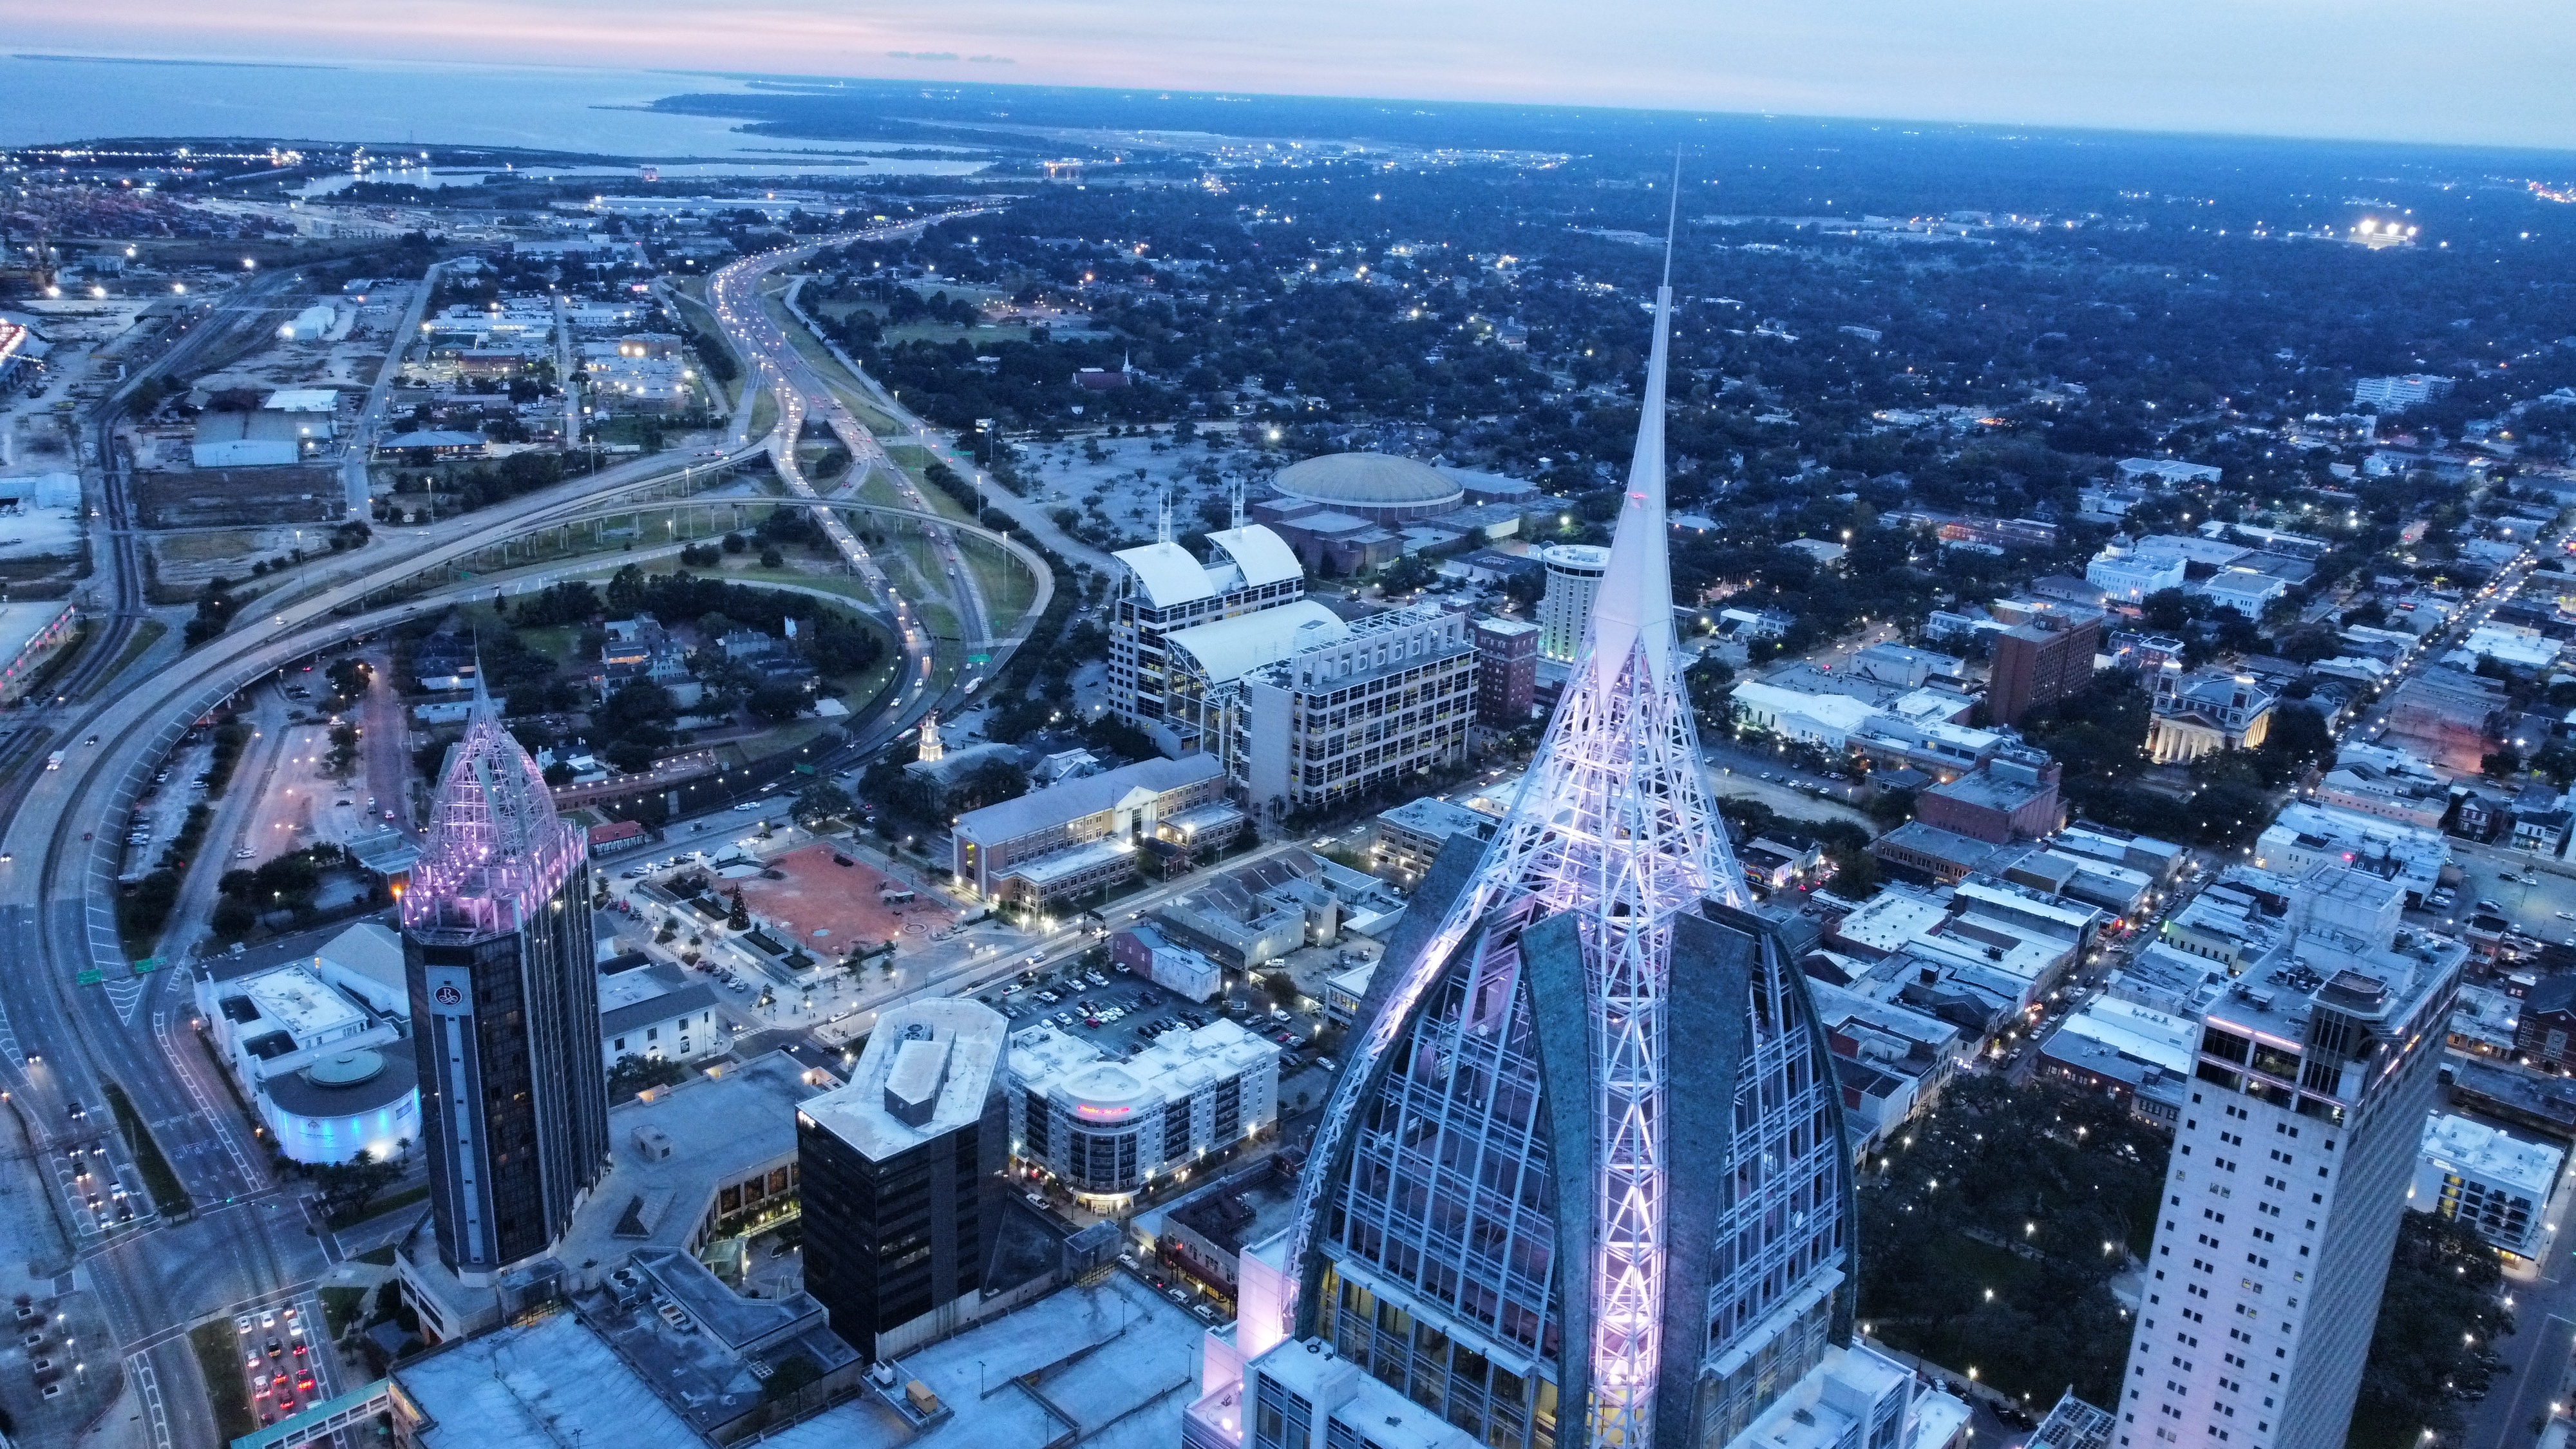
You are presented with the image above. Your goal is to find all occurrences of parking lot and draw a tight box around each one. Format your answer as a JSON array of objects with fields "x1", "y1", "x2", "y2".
[{"x1": 976, "y1": 953, "x2": 1334, "y2": 1072}]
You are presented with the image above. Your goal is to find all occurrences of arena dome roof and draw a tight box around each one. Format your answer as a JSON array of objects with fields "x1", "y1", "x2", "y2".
[{"x1": 1271, "y1": 453, "x2": 1464, "y2": 511}]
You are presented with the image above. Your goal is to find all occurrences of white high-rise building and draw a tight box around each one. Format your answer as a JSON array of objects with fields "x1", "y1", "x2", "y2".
[
  {"x1": 1108, "y1": 511, "x2": 1307, "y2": 755},
  {"x1": 1536, "y1": 543, "x2": 1609, "y2": 663},
  {"x1": 2113, "y1": 862, "x2": 2463, "y2": 1449}
]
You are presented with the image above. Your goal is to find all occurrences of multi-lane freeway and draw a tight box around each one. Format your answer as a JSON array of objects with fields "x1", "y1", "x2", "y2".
[
  {"x1": 0, "y1": 227, "x2": 1048, "y2": 1447},
  {"x1": 704, "y1": 222, "x2": 1000, "y2": 690}
]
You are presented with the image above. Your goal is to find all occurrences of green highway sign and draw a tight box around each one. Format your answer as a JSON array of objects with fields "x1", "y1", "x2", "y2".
[
  {"x1": 75, "y1": 969, "x2": 103, "y2": 985},
  {"x1": 132, "y1": 958, "x2": 164, "y2": 974}
]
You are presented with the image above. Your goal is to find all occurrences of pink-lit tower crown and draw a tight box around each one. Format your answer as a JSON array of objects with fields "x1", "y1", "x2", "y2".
[
  {"x1": 1264, "y1": 198, "x2": 1856, "y2": 1449},
  {"x1": 404, "y1": 680, "x2": 586, "y2": 941}
]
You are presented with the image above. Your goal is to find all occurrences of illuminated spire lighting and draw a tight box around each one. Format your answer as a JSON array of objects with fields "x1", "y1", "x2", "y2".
[
  {"x1": 403, "y1": 676, "x2": 583, "y2": 941},
  {"x1": 1267, "y1": 171, "x2": 1857, "y2": 1449}
]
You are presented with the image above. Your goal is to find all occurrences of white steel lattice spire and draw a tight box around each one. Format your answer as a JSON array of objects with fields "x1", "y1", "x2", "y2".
[{"x1": 1282, "y1": 174, "x2": 1742, "y2": 1449}]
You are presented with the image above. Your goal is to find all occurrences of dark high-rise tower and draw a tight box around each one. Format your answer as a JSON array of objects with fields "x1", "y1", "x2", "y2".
[
  {"x1": 404, "y1": 690, "x2": 607, "y2": 1278},
  {"x1": 798, "y1": 998, "x2": 1010, "y2": 1361}
]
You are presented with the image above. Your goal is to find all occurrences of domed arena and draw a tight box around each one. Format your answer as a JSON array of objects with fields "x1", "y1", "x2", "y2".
[{"x1": 1267, "y1": 451, "x2": 1465, "y2": 523}]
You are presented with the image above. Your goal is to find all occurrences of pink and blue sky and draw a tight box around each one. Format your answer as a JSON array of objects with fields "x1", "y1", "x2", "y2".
[{"x1": 8, "y1": 0, "x2": 2571, "y2": 150}]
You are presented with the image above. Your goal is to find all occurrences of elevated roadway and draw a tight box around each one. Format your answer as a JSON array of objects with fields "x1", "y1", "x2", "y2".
[{"x1": 0, "y1": 229, "x2": 1049, "y2": 1448}]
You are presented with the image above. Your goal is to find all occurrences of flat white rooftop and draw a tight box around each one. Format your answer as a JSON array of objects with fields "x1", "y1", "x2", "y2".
[
  {"x1": 395, "y1": 1309, "x2": 696, "y2": 1448},
  {"x1": 0, "y1": 600, "x2": 71, "y2": 666},
  {"x1": 244, "y1": 965, "x2": 366, "y2": 1045},
  {"x1": 2422, "y1": 1112, "x2": 2564, "y2": 1198},
  {"x1": 2054, "y1": 996, "x2": 2195, "y2": 1077},
  {"x1": 801, "y1": 998, "x2": 1006, "y2": 1159},
  {"x1": 1014, "y1": 1017, "x2": 1277, "y2": 1115}
]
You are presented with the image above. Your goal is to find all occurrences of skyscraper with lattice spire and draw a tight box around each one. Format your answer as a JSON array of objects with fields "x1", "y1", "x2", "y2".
[
  {"x1": 1181, "y1": 206, "x2": 1969, "y2": 1449},
  {"x1": 404, "y1": 685, "x2": 607, "y2": 1279}
]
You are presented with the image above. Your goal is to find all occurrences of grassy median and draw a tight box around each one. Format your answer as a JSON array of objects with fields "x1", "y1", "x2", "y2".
[
  {"x1": 187, "y1": 1320, "x2": 255, "y2": 1441},
  {"x1": 102, "y1": 1082, "x2": 191, "y2": 1219}
]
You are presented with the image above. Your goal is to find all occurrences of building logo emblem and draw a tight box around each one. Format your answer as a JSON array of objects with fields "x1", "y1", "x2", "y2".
[{"x1": 435, "y1": 984, "x2": 463, "y2": 1007}]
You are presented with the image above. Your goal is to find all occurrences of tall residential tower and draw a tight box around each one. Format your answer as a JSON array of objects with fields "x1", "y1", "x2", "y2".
[
  {"x1": 403, "y1": 690, "x2": 608, "y2": 1278},
  {"x1": 1186, "y1": 214, "x2": 1970, "y2": 1449},
  {"x1": 2112, "y1": 862, "x2": 2461, "y2": 1449}
]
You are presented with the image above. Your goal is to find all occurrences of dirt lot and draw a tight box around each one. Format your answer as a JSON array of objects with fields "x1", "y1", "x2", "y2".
[
  {"x1": 733, "y1": 842, "x2": 954, "y2": 954},
  {"x1": 136, "y1": 465, "x2": 341, "y2": 527},
  {"x1": 149, "y1": 526, "x2": 322, "y2": 587}
]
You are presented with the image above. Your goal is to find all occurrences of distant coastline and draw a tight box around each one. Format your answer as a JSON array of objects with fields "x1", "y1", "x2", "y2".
[{"x1": 13, "y1": 52, "x2": 343, "y2": 71}]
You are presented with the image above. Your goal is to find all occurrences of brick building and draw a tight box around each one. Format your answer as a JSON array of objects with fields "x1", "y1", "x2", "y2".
[
  {"x1": 1986, "y1": 612, "x2": 2102, "y2": 726},
  {"x1": 1472, "y1": 616, "x2": 1539, "y2": 728},
  {"x1": 1914, "y1": 747, "x2": 2064, "y2": 844}
]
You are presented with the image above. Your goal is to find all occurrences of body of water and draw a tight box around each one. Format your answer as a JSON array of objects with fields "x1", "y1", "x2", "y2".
[{"x1": 1, "y1": 53, "x2": 983, "y2": 167}]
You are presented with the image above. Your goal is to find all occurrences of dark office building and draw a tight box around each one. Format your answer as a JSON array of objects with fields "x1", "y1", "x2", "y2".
[
  {"x1": 403, "y1": 696, "x2": 608, "y2": 1278},
  {"x1": 1987, "y1": 612, "x2": 2103, "y2": 726},
  {"x1": 1472, "y1": 614, "x2": 1540, "y2": 728},
  {"x1": 799, "y1": 999, "x2": 1010, "y2": 1361}
]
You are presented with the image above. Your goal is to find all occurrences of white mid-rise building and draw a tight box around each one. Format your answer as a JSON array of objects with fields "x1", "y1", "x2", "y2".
[
  {"x1": 2195, "y1": 568, "x2": 2288, "y2": 618},
  {"x1": 2311, "y1": 743, "x2": 2450, "y2": 831},
  {"x1": 1009, "y1": 1018, "x2": 1280, "y2": 1210},
  {"x1": 2409, "y1": 1113, "x2": 2564, "y2": 1258},
  {"x1": 2113, "y1": 863, "x2": 2465, "y2": 1449},
  {"x1": 2351, "y1": 374, "x2": 2454, "y2": 412},
  {"x1": 2087, "y1": 547, "x2": 2189, "y2": 603},
  {"x1": 1107, "y1": 522, "x2": 1308, "y2": 754},
  {"x1": 1197, "y1": 600, "x2": 1476, "y2": 822},
  {"x1": 2253, "y1": 800, "x2": 2449, "y2": 905},
  {"x1": 1536, "y1": 543, "x2": 1609, "y2": 662}
]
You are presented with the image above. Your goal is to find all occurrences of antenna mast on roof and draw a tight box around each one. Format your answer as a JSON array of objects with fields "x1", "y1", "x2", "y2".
[
  {"x1": 1229, "y1": 473, "x2": 1245, "y2": 531},
  {"x1": 1157, "y1": 485, "x2": 1173, "y2": 545}
]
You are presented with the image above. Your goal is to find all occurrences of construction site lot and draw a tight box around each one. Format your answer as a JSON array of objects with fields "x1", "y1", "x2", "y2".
[
  {"x1": 730, "y1": 842, "x2": 954, "y2": 956},
  {"x1": 183, "y1": 279, "x2": 415, "y2": 400},
  {"x1": 134, "y1": 464, "x2": 342, "y2": 528},
  {"x1": 148, "y1": 526, "x2": 327, "y2": 589}
]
